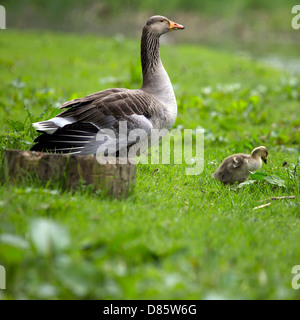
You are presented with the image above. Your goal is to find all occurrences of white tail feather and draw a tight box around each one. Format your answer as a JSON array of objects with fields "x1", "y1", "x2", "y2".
[{"x1": 33, "y1": 117, "x2": 75, "y2": 134}]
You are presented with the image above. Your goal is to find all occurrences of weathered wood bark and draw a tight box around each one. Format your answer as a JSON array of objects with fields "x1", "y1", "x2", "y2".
[{"x1": 2, "y1": 150, "x2": 136, "y2": 198}]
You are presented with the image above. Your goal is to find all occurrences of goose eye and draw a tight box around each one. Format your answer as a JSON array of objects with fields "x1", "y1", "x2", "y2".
[{"x1": 161, "y1": 20, "x2": 164, "y2": 22}]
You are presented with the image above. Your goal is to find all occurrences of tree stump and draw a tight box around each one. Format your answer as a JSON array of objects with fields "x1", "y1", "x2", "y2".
[{"x1": 2, "y1": 150, "x2": 136, "y2": 198}]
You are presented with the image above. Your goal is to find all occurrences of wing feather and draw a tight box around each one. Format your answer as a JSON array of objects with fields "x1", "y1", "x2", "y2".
[{"x1": 31, "y1": 89, "x2": 160, "y2": 154}]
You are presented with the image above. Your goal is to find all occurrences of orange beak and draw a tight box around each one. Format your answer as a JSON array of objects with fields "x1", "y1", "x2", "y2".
[{"x1": 169, "y1": 20, "x2": 185, "y2": 31}]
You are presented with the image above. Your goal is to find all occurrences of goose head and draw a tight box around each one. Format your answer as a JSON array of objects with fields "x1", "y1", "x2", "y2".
[
  {"x1": 251, "y1": 146, "x2": 268, "y2": 164},
  {"x1": 144, "y1": 15, "x2": 185, "y2": 36}
]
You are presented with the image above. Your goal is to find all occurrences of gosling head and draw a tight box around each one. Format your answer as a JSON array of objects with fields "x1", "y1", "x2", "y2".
[
  {"x1": 251, "y1": 146, "x2": 268, "y2": 164},
  {"x1": 144, "y1": 15, "x2": 185, "y2": 36}
]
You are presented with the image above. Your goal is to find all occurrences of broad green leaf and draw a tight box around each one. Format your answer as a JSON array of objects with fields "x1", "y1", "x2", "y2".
[
  {"x1": 0, "y1": 234, "x2": 29, "y2": 263},
  {"x1": 0, "y1": 233, "x2": 29, "y2": 249},
  {"x1": 250, "y1": 171, "x2": 269, "y2": 181},
  {"x1": 263, "y1": 175, "x2": 286, "y2": 188},
  {"x1": 30, "y1": 219, "x2": 70, "y2": 255},
  {"x1": 231, "y1": 179, "x2": 257, "y2": 190}
]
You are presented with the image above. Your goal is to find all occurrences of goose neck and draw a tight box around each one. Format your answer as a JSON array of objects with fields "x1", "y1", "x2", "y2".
[
  {"x1": 140, "y1": 28, "x2": 161, "y2": 79},
  {"x1": 140, "y1": 27, "x2": 177, "y2": 125}
]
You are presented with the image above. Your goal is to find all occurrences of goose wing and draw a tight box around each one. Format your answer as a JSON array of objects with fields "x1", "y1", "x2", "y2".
[
  {"x1": 231, "y1": 155, "x2": 246, "y2": 169},
  {"x1": 58, "y1": 88, "x2": 161, "y2": 126},
  {"x1": 31, "y1": 89, "x2": 164, "y2": 154},
  {"x1": 222, "y1": 154, "x2": 249, "y2": 171}
]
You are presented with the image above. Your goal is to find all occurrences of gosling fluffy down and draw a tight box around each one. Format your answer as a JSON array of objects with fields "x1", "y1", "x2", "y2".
[{"x1": 212, "y1": 146, "x2": 268, "y2": 184}]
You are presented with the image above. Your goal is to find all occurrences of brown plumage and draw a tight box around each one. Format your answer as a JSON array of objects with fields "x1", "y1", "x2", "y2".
[
  {"x1": 57, "y1": 89, "x2": 162, "y2": 127},
  {"x1": 31, "y1": 16, "x2": 184, "y2": 155},
  {"x1": 212, "y1": 146, "x2": 268, "y2": 184}
]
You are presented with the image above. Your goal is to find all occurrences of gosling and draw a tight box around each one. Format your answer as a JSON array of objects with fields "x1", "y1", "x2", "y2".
[{"x1": 212, "y1": 146, "x2": 268, "y2": 184}]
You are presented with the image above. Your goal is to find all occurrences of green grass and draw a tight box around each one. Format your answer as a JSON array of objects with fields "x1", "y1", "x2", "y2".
[{"x1": 0, "y1": 29, "x2": 299, "y2": 299}]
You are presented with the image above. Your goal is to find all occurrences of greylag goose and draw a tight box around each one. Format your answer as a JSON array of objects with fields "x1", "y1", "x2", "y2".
[
  {"x1": 212, "y1": 146, "x2": 268, "y2": 184},
  {"x1": 31, "y1": 16, "x2": 185, "y2": 157}
]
